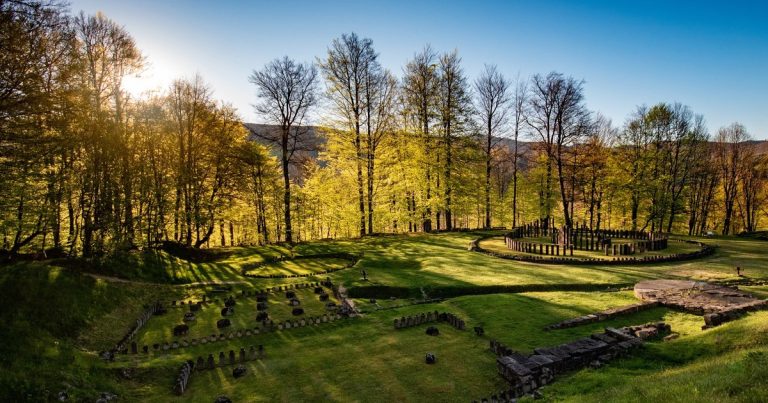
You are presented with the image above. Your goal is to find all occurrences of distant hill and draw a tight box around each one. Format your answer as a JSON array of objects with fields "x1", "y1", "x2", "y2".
[
  {"x1": 243, "y1": 123, "x2": 323, "y2": 182},
  {"x1": 244, "y1": 123, "x2": 767, "y2": 177}
]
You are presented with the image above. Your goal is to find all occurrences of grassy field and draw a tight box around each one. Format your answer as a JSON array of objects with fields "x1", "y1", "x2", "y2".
[{"x1": 1, "y1": 231, "x2": 767, "y2": 401}]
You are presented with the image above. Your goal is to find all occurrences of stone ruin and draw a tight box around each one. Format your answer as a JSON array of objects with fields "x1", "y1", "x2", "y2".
[
  {"x1": 479, "y1": 322, "x2": 669, "y2": 402},
  {"x1": 173, "y1": 360, "x2": 194, "y2": 395},
  {"x1": 545, "y1": 301, "x2": 659, "y2": 330},
  {"x1": 392, "y1": 311, "x2": 466, "y2": 331},
  {"x1": 634, "y1": 279, "x2": 768, "y2": 329}
]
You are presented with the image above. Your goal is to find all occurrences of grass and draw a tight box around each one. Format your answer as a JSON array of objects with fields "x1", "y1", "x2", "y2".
[
  {"x1": 1, "y1": 231, "x2": 768, "y2": 401},
  {"x1": 137, "y1": 287, "x2": 340, "y2": 344},
  {"x1": 535, "y1": 311, "x2": 768, "y2": 402},
  {"x1": 243, "y1": 257, "x2": 352, "y2": 277}
]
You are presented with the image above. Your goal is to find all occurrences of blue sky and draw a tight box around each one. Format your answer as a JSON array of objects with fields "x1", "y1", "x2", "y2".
[{"x1": 70, "y1": 0, "x2": 768, "y2": 138}]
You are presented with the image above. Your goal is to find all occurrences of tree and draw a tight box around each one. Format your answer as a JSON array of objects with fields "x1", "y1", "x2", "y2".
[
  {"x1": 737, "y1": 145, "x2": 766, "y2": 233},
  {"x1": 580, "y1": 114, "x2": 615, "y2": 230},
  {"x1": 714, "y1": 123, "x2": 750, "y2": 235},
  {"x1": 363, "y1": 69, "x2": 398, "y2": 233},
  {"x1": 235, "y1": 141, "x2": 279, "y2": 244},
  {"x1": 527, "y1": 72, "x2": 587, "y2": 228},
  {"x1": 403, "y1": 45, "x2": 439, "y2": 231},
  {"x1": 250, "y1": 56, "x2": 318, "y2": 244},
  {"x1": 510, "y1": 75, "x2": 528, "y2": 228},
  {"x1": 474, "y1": 64, "x2": 510, "y2": 228},
  {"x1": 318, "y1": 33, "x2": 381, "y2": 235},
  {"x1": 0, "y1": 0, "x2": 74, "y2": 257},
  {"x1": 74, "y1": 11, "x2": 143, "y2": 255},
  {"x1": 686, "y1": 139, "x2": 718, "y2": 235}
]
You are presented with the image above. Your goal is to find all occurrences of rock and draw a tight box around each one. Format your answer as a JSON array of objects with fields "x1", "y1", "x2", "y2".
[
  {"x1": 425, "y1": 352, "x2": 436, "y2": 364},
  {"x1": 57, "y1": 391, "x2": 68, "y2": 401},
  {"x1": 221, "y1": 306, "x2": 235, "y2": 316},
  {"x1": 256, "y1": 311, "x2": 269, "y2": 321},
  {"x1": 233, "y1": 365, "x2": 247, "y2": 378},
  {"x1": 216, "y1": 318, "x2": 231, "y2": 328},
  {"x1": 425, "y1": 326, "x2": 439, "y2": 336},
  {"x1": 174, "y1": 324, "x2": 190, "y2": 336},
  {"x1": 663, "y1": 333, "x2": 680, "y2": 341},
  {"x1": 214, "y1": 396, "x2": 233, "y2": 403},
  {"x1": 98, "y1": 392, "x2": 118, "y2": 402}
]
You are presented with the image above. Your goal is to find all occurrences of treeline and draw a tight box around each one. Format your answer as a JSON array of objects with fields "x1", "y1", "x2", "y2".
[{"x1": 1, "y1": 2, "x2": 766, "y2": 257}]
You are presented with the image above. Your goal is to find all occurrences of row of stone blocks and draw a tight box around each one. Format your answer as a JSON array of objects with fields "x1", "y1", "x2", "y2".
[
  {"x1": 393, "y1": 311, "x2": 466, "y2": 330},
  {"x1": 476, "y1": 245, "x2": 713, "y2": 265},
  {"x1": 480, "y1": 323, "x2": 669, "y2": 401},
  {"x1": 173, "y1": 360, "x2": 194, "y2": 395},
  {"x1": 196, "y1": 346, "x2": 264, "y2": 372},
  {"x1": 703, "y1": 299, "x2": 768, "y2": 329},
  {"x1": 169, "y1": 282, "x2": 326, "y2": 308},
  {"x1": 545, "y1": 301, "x2": 659, "y2": 330},
  {"x1": 173, "y1": 346, "x2": 266, "y2": 396},
  {"x1": 132, "y1": 313, "x2": 346, "y2": 353}
]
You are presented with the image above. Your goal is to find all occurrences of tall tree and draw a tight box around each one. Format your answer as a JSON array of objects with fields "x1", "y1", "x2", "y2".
[
  {"x1": 474, "y1": 64, "x2": 510, "y2": 228},
  {"x1": 318, "y1": 33, "x2": 376, "y2": 236},
  {"x1": 363, "y1": 68, "x2": 397, "y2": 233},
  {"x1": 250, "y1": 56, "x2": 318, "y2": 243},
  {"x1": 527, "y1": 72, "x2": 587, "y2": 228},
  {"x1": 403, "y1": 45, "x2": 439, "y2": 232},
  {"x1": 714, "y1": 122, "x2": 750, "y2": 235},
  {"x1": 74, "y1": 11, "x2": 143, "y2": 255},
  {"x1": 510, "y1": 75, "x2": 528, "y2": 228}
]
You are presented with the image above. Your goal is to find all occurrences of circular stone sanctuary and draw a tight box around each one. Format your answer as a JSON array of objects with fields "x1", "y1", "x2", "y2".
[{"x1": 473, "y1": 219, "x2": 714, "y2": 264}]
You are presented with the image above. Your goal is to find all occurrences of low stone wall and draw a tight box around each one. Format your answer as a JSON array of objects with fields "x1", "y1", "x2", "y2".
[
  {"x1": 194, "y1": 345, "x2": 265, "y2": 372},
  {"x1": 107, "y1": 301, "x2": 164, "y2": 358},
  {"x1": 544, "y1": 301, "x2": 659, "y2": 330},
  {"x1": 477, "y1": 322, "x2": 669, "y2": 402},
  {"x1": 173, "y1": 360, "x2": 194, "y2": 395},
  {"x1": 168, "y1": 281, "x2": 328, "y2": 308},
  {"x1": 393, "y1": 311, "x2": 466, "y2": 330},
  {"x1": 703, "y1": 300, "x2": 768, "y2": 328},
  {"x1": 137, "y1": 313, "x2": 348, "y2": 354}
]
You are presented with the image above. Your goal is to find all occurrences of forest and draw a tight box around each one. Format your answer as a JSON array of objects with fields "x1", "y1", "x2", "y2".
[{"x1": 2, "y1": 0, "x2": 767, "y2": 258}]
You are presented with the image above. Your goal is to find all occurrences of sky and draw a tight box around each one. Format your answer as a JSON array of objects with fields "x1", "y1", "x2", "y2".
[{"x1": 69, "y1": 0, "x2": 768, "y2": 139}]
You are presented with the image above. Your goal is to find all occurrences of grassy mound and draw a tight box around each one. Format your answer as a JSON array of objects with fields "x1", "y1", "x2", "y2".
[{"x1": 0, "y1": 262, "x2": 170, "y2": 401}]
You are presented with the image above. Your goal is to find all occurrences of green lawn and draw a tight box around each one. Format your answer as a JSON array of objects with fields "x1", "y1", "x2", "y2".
[
  {"x1": 2, "y1": 231, "x2": 768, "y2": 402},
  {"x1": 137, "y1": 286, "x2": 340, "y2": 344}
]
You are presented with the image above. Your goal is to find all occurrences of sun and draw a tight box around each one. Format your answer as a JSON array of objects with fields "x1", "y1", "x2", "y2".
[{"x1": 121, "y1": 61, "x2": 175, "y2": 98}]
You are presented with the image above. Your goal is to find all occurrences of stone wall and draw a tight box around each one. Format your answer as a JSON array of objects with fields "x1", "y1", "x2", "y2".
[
  {"x1": 393, "y1": 311, "x2": 466, "y2": 330},
  {"x1": 477, "y1": 322, "x2": 669, "y2": 402},
  {"x1": 544, "y1": 301, "x2": 659, "y2": 330}
]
